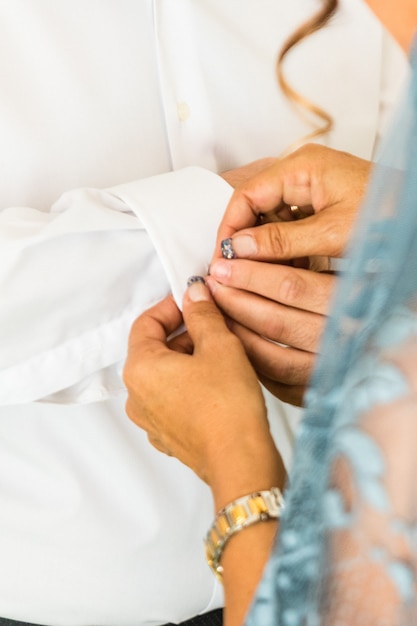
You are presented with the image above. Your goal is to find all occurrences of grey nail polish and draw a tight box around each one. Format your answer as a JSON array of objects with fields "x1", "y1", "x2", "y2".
[
  {"x1": 187, "y1": 275, "x2": 206, "y2": 287},
  {"x1": 221, "y1": 238, "x2": 236, "y2": 259}
]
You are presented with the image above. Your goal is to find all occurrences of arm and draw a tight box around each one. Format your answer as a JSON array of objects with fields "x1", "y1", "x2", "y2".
[
  {"x1": 0, "y1": 189, "x2": 155, "y2": 403},
  {"x1": 123, "y1": 282, "x2": 286, "y2": 626},
  {"x1": 0, "y1": 167, "x2": 234, "y2": 404}
]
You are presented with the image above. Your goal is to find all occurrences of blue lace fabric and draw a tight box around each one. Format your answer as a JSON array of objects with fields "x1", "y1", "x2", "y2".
[{"x1": 246, "y1": 37, "x2": 417, "y2": 626}]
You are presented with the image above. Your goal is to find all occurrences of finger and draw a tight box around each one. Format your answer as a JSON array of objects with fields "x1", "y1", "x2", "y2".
[
  {"x1": 128, "y1": 295, "x2": 183, "y2": 355},
  {"x1": 259, "y1": 375, "x2": 306, "y2": 407},
  {"x1": 220, "y1": 156, "x2": 276, "y2": 189},
  {"x1": 183, "y1": 277, "x2": 239, "y2": 355},
  {"x1": 209, "y1": 260, "x2": 335, "y2": 315},
  {"x1": 229, "y1": 320, "x2": 315, "y2": 386},
  {"x1": 223, "y1": 207, "x2": 352, "y2": 262},
  {"x1": 209, "y1": 281, "x2": 325, "y2": 352},
  {"x1": 215, "y1": 159, "x2": 317, "y2": 245},
  {"x1": 217, "y1": 169, "x2": 285, "y2": 239},
  {"x1": 124, "y1": 296, "x2": 184, "y2": 393},
  {"x1": 257, "y1": 203, "x2": 315, "y2": 224}
]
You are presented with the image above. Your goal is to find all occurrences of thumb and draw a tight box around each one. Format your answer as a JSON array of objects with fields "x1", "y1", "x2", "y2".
[
  {"x1": 183, "y1": 276, "x2": 231, "y2": 349},
  {"x1": 225, "y1": 209, "x2": 350, "y2": 261}
]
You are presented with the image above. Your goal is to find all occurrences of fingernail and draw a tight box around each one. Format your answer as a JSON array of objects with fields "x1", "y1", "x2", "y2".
[
  {"x1": 186, "y1": 276, "x2": 210, "y2": 302},
  {"x1": 187, "y1": 275, "x2": 206, "y2": 287},
  {"x1": 232, "y1": 234, "x2": 257, "y2": 257},
  {"x1": 221, "y1": 238, "x2": 236, "y2": 259},
  {"x1": 210, "y1": 261, "x2": 231, "y2": 280}
]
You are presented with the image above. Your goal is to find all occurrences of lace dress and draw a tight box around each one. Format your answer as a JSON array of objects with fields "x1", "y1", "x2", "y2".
[{"x1": 247, "y1": 35, "x2": 417, "y2": 626}]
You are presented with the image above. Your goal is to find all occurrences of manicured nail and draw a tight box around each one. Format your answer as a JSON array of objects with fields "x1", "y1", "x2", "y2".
[
  {"x1": 221, "y1": 238, "x2": 236, "y2": 259},
  {"x1": 187, "y1": 275, "x2": 206, "y2": 287},
  {"x1": 232, "y1": 234, "x2": 257, "y2": 257},
  {"x1": 209, "y1": 261, "x2": 231, "y2": 280},
  {"x1": 186, "y1": 276, "x2": 210, "y2": 302}
]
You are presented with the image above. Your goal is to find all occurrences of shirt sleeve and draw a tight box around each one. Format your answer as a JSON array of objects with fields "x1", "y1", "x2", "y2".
[{"x1": 0, "y1": 167, "x2": 233, "y2": 404}]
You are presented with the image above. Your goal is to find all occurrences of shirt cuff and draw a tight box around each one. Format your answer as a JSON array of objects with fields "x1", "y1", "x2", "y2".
[{"x1": 110, "y1": 166, "x2": 233, "y2": 307}]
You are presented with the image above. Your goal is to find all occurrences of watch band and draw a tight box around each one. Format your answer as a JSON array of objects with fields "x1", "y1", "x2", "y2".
[{"x1": 204, "y1": 487, "x2": 285, "y2": 581}]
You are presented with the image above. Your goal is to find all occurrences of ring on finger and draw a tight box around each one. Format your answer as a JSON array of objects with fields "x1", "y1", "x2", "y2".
[{"x1": 289, "y1": 205, "x2": 306, "y2": 220}]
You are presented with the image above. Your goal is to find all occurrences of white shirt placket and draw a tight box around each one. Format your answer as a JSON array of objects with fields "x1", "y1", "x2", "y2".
[{"x1": 152, "y1": 0, "x2": 218, "y2": 171}]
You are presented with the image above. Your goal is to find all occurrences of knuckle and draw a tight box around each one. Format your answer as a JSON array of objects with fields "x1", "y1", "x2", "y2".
[
  {"x1": 125, "y1": 396, "x2": 145, "y2": 428},
  {"x1": 122, "y1": 361, "x2": 135, "y2": 391},
  {"x1": 124, "y1": 398, "x2": 133, "y2": 421},
  {"x1": 263, "y1": 313, "x2": 286, "y2": 341},
  {"x1": 289, "y1": 142, "x2": 320, "y2": 163},
  {"x1": 260, "y1": 224, "x2": 290, "y2": 258},
  {"x1": 123, "y1": 357, "x2": 150, "y2": 401},
  {"x1": 278, "y1": 270, "x2": 307, "y2": 304},
  {"x1": 148, "y1": 434, "x2": 169, "y2": 455}
]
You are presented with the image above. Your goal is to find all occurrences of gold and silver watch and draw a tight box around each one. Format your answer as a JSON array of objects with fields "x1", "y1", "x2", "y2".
[{"x1": 204, "y1": 487, "x2": 285, "y2": 581}]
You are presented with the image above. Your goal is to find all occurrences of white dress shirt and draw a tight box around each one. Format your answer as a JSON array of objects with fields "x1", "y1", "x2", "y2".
[{"x1": 0, "y1": 1, "x2": 408, "y2": 624}]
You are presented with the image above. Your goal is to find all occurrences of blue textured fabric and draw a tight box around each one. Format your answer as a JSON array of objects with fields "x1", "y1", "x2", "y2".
[{"x1": 246, "y1": 37, "x2": 417, "y2": 626}]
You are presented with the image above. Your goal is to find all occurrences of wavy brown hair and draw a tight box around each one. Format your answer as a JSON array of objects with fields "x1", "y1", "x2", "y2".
[{"x1": 277, "y1": 0, "x2": 339, "y2": 152}]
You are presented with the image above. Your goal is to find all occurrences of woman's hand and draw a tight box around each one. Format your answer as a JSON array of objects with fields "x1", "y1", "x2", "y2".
[
  {"x1": 123, "y1": 280, "x2": 285, "y2": 507},
  {"x1": 207, "y1": 144, "x2": 371, "y2": 405},
  {"x1": 207, "y1": 261, "x2": 335, "y2": 406},
  {"x1": 220, "y1": 157, "x2": 276, "y2": 189},
  {"x1": 124, "y1": 281, "x2": 286, "y2": 626},
  {"x1": 213, "y1": 143, "x2": 372, "y2": 262}
]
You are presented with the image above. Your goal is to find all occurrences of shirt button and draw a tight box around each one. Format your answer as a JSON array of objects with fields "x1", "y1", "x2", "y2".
[{"x1": 177, "y1": 101, "x2": 191, "y2": 121}]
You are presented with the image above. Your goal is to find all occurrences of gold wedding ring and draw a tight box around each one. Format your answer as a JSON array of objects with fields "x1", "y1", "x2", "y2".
[{"x1": 289, "y1": 205, "x2": 305, "y2": 220}]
